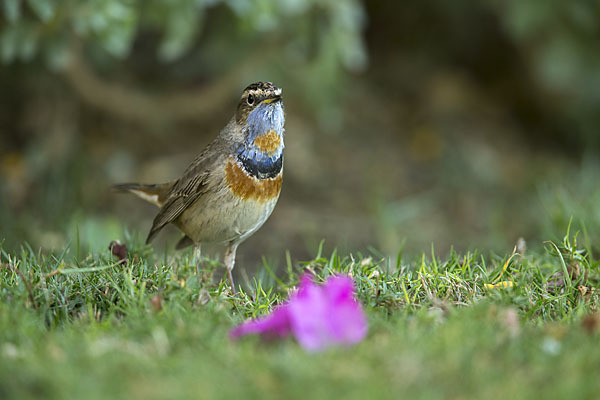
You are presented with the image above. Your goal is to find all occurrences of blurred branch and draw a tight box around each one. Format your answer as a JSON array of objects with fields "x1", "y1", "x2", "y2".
[{"x1": 63, "y1": 42, "x2": 269, "y2": 124}]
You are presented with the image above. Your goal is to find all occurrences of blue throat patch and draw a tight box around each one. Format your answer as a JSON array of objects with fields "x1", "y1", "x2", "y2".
[
  {"x1": 237, "y1": 153, "x2": 283, "y2": 179},
  {"x1": 237, "y1": 101, "x2": 285, "y2": 179}
]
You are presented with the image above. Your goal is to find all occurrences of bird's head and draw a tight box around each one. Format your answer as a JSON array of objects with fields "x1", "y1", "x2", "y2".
[{"x1": 236, "y1": 81, "x2": 284, "y2": 127}]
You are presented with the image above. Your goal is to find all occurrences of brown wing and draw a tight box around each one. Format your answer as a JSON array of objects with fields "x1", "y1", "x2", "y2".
[{"x1": 145, "y1": 143, "x2": 223, "y2": 244}]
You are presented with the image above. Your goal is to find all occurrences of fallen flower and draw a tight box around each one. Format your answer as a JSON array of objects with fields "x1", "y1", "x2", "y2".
[
  {"x1": 484, "y1": 281, "x2": 515, "y2": 289},
  {"x1": 230, "y1": 274, "x2": 368, "y2": 351},
  {"x1": 485, "y1": 247, "x2": 518, "y2": 290},
  {"x1": 109, "y1": 240, "x2": 128, "y2": 264}
]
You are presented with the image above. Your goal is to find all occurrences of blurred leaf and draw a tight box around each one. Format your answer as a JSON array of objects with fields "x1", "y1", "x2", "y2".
[
  {"x1": 158, "y1": 0, "x2": 202, "y2": 61},
  {"x1": 0, "y1": 0, "x2": 368, "y2": 128},
  {"x1": 0, "y1": 23, "x2": 20, "y2": 63},
  {"x1": 44, "y1": 34, "x2": 69, "y2": 70},
  {"x1": 331, "y1": 0, "x2": 367, "y2": 71},
  {"x1": 26, "y1": 0, "x2": 54, "y2": 22},
  {"x1": 2, "y1": 0, "x2": 21, "y2": 22},
  {"x1": 0, "y1": 21, "x2": 38, "y2": 62},
  {"x1": 17, "y1": 22, "x2": 37, "y2": 61},
  {"x1": 538, "y1": 37, "x2": 580, "y2": 92},
  {"x1": 97, "y1": 21, "x2": 136, "y2": 58},
  {"x1": 93, "y1": 2, "x2": 137, "y2": 58}
]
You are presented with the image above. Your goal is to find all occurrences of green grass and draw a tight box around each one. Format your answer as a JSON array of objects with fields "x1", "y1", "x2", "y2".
[{"x1": 1, "y1": 230, "x2": 599, "y2": 400}]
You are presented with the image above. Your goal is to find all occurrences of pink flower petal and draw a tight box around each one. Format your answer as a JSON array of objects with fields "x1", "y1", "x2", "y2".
[
  {"x1": 288, "y1": 275, "x2": 367, "y2": 351},
  {"x1": 229, "y1": 274, "x2": 368, "y2": 351},
  {"x1": 324, "y1": 276, "x2": 368, "y2": 344},
  {"x1": 287, "y1": 276, "x2": 331, "y2": 351},
  {"x1": 229, "y1": 305, "x2": 291, "y2": 340}
]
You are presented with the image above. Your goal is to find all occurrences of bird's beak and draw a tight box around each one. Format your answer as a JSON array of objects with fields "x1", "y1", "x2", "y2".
[{"x1": 261, "y1": 95, "x2": 281, "y2": 104}]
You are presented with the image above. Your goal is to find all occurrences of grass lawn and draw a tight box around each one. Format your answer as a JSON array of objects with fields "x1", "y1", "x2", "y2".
[{"x1": 1, "y1": 230, "x2": 599, "y2": 400}]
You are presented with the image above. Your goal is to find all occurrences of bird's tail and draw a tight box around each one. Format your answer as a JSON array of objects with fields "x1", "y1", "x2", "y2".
[{"x1": 112, "y1": 182, "x2": 173, "y2": 208}]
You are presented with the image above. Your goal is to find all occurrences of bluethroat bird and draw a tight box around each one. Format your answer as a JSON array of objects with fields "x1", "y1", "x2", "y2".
[{"x1": 113, "y1": 82, "x2": 284, "y2": 293}]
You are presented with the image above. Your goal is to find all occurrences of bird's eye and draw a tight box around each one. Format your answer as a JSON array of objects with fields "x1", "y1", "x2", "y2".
[{"x1": 247, "y1": 94, "x2": 255, "y2": 105}]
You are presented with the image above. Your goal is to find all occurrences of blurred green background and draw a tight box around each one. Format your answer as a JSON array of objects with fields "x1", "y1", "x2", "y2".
[{"x1": 1, "y1": 0, "x2": 599, "y2": 266}]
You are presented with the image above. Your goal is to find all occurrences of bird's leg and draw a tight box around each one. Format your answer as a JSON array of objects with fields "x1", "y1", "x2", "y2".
[
  {"x1": 224, "y1": 243, "x2": 239, "y2": 294},
  {"x1": 194, "y1": 244, "x2": 202, "y2": 276}
]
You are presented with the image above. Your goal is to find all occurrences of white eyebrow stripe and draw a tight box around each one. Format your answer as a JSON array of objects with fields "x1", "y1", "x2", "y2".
[{"x1": 249, "y1": 87, "x2": 281, "y2": 98}]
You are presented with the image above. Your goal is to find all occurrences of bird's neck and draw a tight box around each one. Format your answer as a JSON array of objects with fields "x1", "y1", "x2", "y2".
[
  {"x1": 237, "y1": 151, "x2": 283, "y2": 179},
  {"x1": 237, "y1": 127, "x2": 284, "y2": 179},
  {"x1": 235, "y1": 103, "x2": 285, "y2": 179}
]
